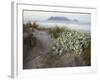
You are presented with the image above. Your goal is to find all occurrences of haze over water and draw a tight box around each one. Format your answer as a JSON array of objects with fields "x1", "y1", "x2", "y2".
[{"x1": 23, "y1": 11, "x2": 91, "y2": 31}]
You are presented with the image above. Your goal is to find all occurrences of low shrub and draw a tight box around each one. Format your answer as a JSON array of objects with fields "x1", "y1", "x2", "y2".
[
  {"x1": 48, "y1": 26, "x2": 65, "y2": 38},
  {"x1": 51, "y1": 28, "x2": 90, "y2": 56}
]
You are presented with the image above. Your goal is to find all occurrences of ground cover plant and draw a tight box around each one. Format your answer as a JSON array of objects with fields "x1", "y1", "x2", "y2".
[{"x1": 23, "y1": 22, "x2": 91, "y2": 69}]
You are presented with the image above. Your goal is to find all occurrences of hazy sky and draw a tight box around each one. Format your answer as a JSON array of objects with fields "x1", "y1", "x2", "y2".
[{"x1": 23, "y1": 10, "x2": 91, "y2": 23}]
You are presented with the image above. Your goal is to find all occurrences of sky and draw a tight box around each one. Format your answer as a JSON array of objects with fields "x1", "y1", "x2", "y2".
[{"x1": 23, "y1": 10, "x2": 91, "y2": 23}]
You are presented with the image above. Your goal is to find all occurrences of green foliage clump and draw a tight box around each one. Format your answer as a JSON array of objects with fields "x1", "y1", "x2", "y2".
[
  {"x1": 51, "y1": 29, "x2": 90, "y2": 55},
  {"x1": 23, "y1": 22, "x2": 39, "y2": 32},
  {"x1": 48, "y1": 26, "x2": 65, "y2": 38},
  {"x1": 32, "y1": 22, "x2": 39, "y2": 29}
]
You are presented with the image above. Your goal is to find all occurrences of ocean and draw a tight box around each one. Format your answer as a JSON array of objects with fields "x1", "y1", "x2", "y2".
[{"x1": 36, "y1": 21, "x2": 90, "y2": 31}]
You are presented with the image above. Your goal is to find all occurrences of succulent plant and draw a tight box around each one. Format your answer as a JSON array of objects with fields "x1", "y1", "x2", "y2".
[{"x1": 51, "y1": 29, "x2": 90, "y2": 56}]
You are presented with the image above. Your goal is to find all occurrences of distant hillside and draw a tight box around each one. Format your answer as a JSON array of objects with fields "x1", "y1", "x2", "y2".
[
  {"x1": 73, "y1": 19, "x2": 79, "y2": 22},
  {"x1": 47, "y1": 16, "x2": 71, "y2": 21}
]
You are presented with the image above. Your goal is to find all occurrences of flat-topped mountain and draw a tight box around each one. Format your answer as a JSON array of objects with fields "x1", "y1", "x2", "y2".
[
  {"x1": 73, "y1": 19, "x2": 79, "y2": 22},
  {"x1": 47, "y1": 16, "x2": 71, "y2": 21}
]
